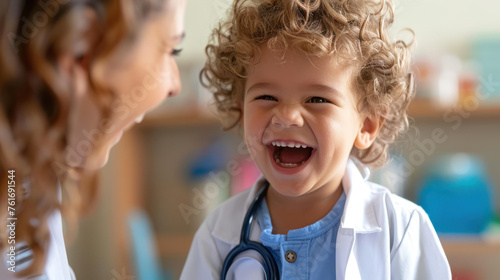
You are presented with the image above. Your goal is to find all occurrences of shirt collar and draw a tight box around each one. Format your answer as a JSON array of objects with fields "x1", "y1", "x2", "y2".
[{"x1": 257, "y1": 191, "x2": 346, "y2": 249}]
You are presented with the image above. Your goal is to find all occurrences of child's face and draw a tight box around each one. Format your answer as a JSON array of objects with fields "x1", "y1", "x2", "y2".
[{"x1": 243, "y1": 45, "x2": 369, "y2": 197}]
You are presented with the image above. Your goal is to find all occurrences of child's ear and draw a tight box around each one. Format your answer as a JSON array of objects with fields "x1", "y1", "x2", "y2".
[{"x1": 354, "y1": 114, "x2": 385, "y2": 149}]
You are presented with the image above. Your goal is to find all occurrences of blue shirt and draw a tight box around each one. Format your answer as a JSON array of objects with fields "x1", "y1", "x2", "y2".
[{"x1": 255, "y1": 191, "x2": 346, "y2": 279}]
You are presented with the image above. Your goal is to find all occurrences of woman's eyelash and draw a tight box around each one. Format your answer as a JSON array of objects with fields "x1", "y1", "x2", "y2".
[{"x1": 172, "y1": 48, "x2": 183, "y2": 56}]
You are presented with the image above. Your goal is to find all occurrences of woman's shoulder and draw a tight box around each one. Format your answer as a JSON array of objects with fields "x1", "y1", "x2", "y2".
[{"x1": 0, "y1": 209, "x2": 75, "y2": 280}]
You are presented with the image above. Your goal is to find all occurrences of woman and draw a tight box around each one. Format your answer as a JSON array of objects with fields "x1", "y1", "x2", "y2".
[{"x1": 0, "y1": 0, "x2": 186, "y2": 278}]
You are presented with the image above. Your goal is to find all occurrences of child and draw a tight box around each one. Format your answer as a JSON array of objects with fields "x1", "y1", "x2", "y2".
[{"x1": 181, "y1": 0, "x2": 451, "y2": 279}]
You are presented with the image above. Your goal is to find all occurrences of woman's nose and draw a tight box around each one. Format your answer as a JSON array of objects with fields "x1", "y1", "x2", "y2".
[
  {"x1": 271, "y1": 103, "x2": 304, "y2": 128},
  {"x1": 166, "y1": 59, "x2": 181, "y2": 98}
]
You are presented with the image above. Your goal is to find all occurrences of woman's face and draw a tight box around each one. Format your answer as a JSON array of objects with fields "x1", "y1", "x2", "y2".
[{"x1": 66, "y1": 0, "x2": 186, "y2": 169}]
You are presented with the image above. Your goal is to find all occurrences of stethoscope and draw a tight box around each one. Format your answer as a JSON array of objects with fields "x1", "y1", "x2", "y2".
[{"x1": 220, "y1": 181, "x2": 280, "y2": 280}]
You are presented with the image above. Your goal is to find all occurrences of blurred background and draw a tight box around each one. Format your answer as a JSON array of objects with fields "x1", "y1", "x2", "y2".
[{"x1": 67, "y1": 0, "x2": 500, "y2": 279}]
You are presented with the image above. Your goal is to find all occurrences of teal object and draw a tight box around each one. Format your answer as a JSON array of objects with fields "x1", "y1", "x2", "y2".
[
  {"x1": 417, "y1": 154, "x2": 494, "y2": 234},
  {"x1": 473, "y1": 36, "x2": 500, "y2": 101},
  {"x1": 128, "y1": 210, "x2": 171, "y2": 280}
]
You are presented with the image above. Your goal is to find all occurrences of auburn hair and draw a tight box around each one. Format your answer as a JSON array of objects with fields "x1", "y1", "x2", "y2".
[{"x1": 0, "y1": 0, "x2": 167, "y2": 276}]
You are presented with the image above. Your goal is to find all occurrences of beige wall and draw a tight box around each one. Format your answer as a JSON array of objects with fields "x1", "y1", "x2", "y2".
[
  {"x1": 392, "y1": 0, "x2": 500, "y2": 58},
  {"x1": 179, "y1": 0, "x2": 500, "y2": 63}
]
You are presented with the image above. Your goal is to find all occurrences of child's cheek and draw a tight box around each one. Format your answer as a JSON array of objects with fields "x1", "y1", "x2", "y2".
[{"x1": 244, "y1": 130, "x2": 262, "y2": 158}]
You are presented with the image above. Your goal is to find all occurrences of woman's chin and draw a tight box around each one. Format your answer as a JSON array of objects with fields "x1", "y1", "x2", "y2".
[
  {"x1": 82, "y1": 151, "x2": 109, "y2": 170},
  {"x1": 85, "y1": 131, "x2": 123, "y2": 169}
]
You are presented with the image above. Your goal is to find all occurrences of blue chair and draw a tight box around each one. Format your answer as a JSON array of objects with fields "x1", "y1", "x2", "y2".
[{"x1": 128, "y1": 209, "x2": 171, "y2": 280}]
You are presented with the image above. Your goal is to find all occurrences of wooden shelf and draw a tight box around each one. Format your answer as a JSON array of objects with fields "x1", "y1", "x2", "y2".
[
  {"x1": 408, "y1": 99, "x2": 500, "y2": 118},
  {"x1": 441, "y1": 236, "x2": 500, "y2": 256},
  {"x1": 139, "y1": 108, "x2": 220, "y2": 128}
]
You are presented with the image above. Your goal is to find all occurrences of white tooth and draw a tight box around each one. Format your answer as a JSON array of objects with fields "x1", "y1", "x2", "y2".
[
  {"x1": 287, "y1": 143, "x2": 295, "y2": 148},
  {"x1": 295, "y1": 144, "x2": 301, "y2": 148},
  {"x1": 135, "y1": 115, "x2": 145, "y2": 123},
  {"x1": 301, "y1": 145, "x2": 307, "y2": 148},
  {"x1": 272, "y1": 142, "x2": 276, "y2": 146},
  {"x1": 281, "y1": 141, "x2": 286, "y2": 147}
]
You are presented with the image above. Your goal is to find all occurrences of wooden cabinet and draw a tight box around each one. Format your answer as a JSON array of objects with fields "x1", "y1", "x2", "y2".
[{"x1": 442, "y1": 237, "x2": 500, "y2": 280}]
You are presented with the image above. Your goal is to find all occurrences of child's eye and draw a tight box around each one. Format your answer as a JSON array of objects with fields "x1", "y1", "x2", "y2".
[
  {"x1": 255, "y1": 95, "x2": 277, "y2": 101},
  {"x1": 307, "y1": 96, "x2": 331, "y2": 103}
]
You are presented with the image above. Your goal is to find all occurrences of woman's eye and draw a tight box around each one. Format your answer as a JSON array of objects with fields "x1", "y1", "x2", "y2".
[
  {"x1": 255, "y1": 95, "x2": 277, "y2": 101},
  {"x1": 171, "y1": 48, "x2": 183, "y2": 56},
  {"x1": 307, "y1": 96, "x2": 331, "y2": 103}
]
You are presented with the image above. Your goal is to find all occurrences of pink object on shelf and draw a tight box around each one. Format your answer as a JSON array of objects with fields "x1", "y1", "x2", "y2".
[
  {"x1": 231, "y1": 159, "x2": 261, "y2": 196},
  {"x1": 451, "y1": 270, "x2": 480, "y2": 280}
]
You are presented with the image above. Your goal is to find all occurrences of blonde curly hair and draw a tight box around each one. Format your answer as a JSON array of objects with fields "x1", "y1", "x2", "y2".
[{"x1": 201, "y1": 0, "x2": 415, "y2": 167}]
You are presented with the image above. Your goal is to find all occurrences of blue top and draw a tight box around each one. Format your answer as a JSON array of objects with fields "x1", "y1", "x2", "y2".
[{"x1": 255, "y1": 191, "x2": 346, "y2": 279}]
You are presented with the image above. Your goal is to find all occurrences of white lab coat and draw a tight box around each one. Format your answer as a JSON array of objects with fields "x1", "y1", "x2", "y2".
[
  {"x1": 1, "y1": 184, "x2": 75, "y2": 280},
  {"x1": 181, "y1": 159, "x2": 452, "y2": 280},
  {"x1": 1, "y1": 209, "x2": 76, "y2": 279}
]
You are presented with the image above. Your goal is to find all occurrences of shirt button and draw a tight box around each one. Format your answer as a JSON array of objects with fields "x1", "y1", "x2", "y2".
[{"x1": 285, "y1": 250, "x2": 297, "y2": 263}]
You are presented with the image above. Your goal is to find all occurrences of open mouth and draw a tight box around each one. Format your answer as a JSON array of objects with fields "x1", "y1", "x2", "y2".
[{"x1": 268, "y1": 141, "x2": 314, "y2": 168}]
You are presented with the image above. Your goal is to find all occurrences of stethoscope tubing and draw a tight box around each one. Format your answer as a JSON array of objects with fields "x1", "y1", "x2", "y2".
[{"x1": 220, "y1": 181, "x2": 280, "y2": 280}]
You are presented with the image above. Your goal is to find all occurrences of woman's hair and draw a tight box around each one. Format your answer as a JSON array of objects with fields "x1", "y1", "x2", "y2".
[
  {"x1": 0, "y1": 0, "x2": 166, "y2": 276},
  {"x1": 201, "y1": 0, "x2": 415, "y2": 167}
]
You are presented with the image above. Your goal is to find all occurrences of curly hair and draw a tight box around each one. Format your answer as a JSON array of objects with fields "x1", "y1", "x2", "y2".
[
  {"x1": 0, "y1": 0, "x2": 167, "y2": 276},
  {"x1": 201, "y1": 0, "x2": 415, "y2": 167}
]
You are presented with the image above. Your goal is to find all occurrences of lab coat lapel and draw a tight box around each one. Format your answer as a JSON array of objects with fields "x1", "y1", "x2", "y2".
[
  {"x1": 336, "y1": 159, "x2": 382, "y2": 280},
  {"x1": 211, "y1": 177, "x2": 267, "y2": 246},
  {"x1": 341, "y1": 159, "x2": 381, "y2": 231},
  {"x1": 336, "y1": 228, "x2": 360, "y2": 280}
]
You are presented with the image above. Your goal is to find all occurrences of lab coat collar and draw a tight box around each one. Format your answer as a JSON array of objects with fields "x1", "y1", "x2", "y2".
[
  {"x1": 211, "y1": 177, "x2": 267, "y2": 246},
  {"x1": 338, "y1": 159, "x2": 381, "y2": 280},
  {"x1": 340, "y1": 158, "x2": 382, "y2": 233}
]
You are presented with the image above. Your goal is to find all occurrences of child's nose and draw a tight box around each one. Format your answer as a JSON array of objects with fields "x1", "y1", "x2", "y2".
[{"x1": 271, "y1": 103, "x2": 304, "y2": 128}]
